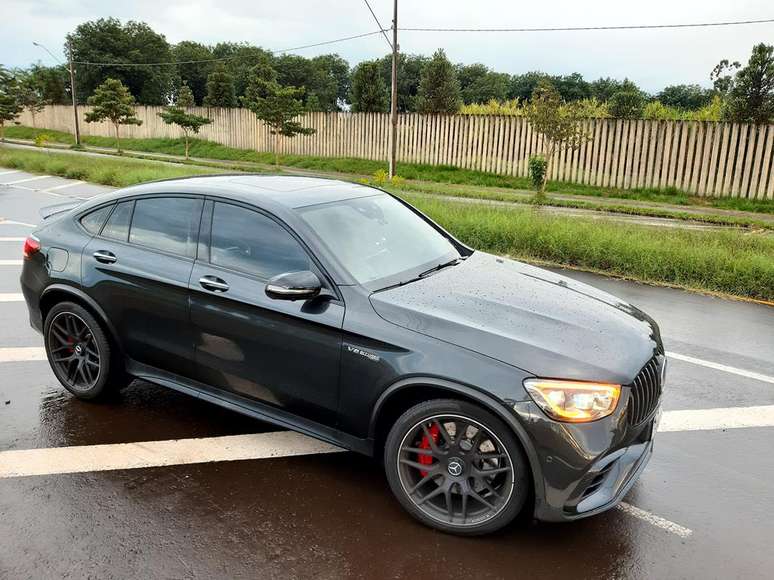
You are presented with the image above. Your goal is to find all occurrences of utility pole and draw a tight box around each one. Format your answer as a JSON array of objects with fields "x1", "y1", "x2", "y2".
[
  {"x1": 388, "y1": 0, "x2": 398, "y2": 178},
  {"x1": 67, "y1": 42, "x2": 81, "y2": 146}
]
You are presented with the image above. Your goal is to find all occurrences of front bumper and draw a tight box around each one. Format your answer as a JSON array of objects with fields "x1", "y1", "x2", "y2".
[{"x1": 513, "y1": 396, "x2": 659, "y2": 523}]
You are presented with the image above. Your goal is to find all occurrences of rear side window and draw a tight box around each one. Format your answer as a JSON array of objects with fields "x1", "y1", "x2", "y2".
[
  {"x1": 101, "y1": 201, "x2": 134, "y2": 241},
  {"x1": 80, "y1": 205, "x2": 113, "y2": 235},
  {"x1": 129, "y1": 197, "x2": 203, "y2": 258},
  {"x1": 210, "y1": 202, "x2": 310, "y2": 279}
]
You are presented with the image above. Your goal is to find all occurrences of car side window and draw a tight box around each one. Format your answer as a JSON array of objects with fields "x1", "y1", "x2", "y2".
[
  {"x1": 210, "y1": 202, "x2": 311, "y2": 279},
  {"x1": 129, "y1": 197, "x2": 203, "y2": 258},
  {"x1": 80, "y1": 205, "x2": 114, "y2": 235},
  {"x1": 101, "y1": 201, "x2": 134, "y2": 242}
]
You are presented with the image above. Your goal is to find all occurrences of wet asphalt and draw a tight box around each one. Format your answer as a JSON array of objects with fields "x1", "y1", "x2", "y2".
[{"x1": 1, "y1": 170, "x2": 773, "y2": 579}]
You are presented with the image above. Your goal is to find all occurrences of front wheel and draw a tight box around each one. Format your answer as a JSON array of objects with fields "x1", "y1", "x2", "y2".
[{"x1": 384, "y1": 399, "x2": 530, "y2": 536}]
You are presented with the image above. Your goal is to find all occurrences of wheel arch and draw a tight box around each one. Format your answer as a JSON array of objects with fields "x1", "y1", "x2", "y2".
[
  {"x1": 40, "y1": 284, "x2": 124, "y2": 356},
  {"x1": 369, "y1": 377, "x2": 543, "y2": 502}
]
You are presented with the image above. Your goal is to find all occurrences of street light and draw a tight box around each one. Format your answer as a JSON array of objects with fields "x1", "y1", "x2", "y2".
[{"x1": 32, "y1": 40, "x2": 81, "y2": 145}]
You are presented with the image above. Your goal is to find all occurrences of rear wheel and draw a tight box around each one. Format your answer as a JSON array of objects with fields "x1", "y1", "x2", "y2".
[
  {"x1": 384, "y1": 398, "x2": 530, "y2": 535},
  {"x1": 44, "y1": 302, "x2": 124, "y2": 400}
]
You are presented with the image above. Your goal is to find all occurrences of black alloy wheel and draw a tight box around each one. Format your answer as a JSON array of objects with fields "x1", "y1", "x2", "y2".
[
  {"x1": 44, "y1": 302, "x2": 120, "y2": 400},
  {"x1": 385, "y1": 399, "x2": 530, "y2": 535}
]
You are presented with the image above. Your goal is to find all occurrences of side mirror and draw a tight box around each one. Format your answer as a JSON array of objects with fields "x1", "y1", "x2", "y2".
[{"x1": 265, "y1": 270, "x2": 322, "y2": 301}]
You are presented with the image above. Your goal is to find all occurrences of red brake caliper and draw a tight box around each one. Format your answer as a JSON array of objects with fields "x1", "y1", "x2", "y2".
[{"x1": 417, "y1": 423, "x2": 440, "y2": 477}]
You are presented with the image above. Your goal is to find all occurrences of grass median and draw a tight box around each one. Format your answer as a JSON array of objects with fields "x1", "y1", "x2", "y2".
[
  {"x1": 6, "y1": 125, "x2": 772, "y2": 214},
  {"x1": 399, "y1": 194, "x2": 774, "y2": 301},
  {"x1": 2, "y1": 146, "x2": 772, "y2": 301},
  {"x1": 0, "y1": 147, "x2": 223, "y2": 187}
]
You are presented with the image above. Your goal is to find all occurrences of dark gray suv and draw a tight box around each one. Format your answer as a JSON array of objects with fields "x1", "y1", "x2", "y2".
[{"x1": 21, "y1": 175, "x2": 665, "y2": 535}]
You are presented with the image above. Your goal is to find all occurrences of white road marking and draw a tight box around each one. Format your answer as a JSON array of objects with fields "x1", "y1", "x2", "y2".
[
  {"x1": 0, "y1": 347, "x2": 45, "y2": 362},
  {"x1": 0, "y1": 219, "x2": 36, "y2": 227},
  {"x1": 4, "y1": 175, "x2": 51, "y2": 185},
  {"x1": 668, "y1": 351, "x2": 774, "y2": 385},
  {"x1": 616, "y1": 502, "x2": 693, "y2": 538},
  {"x1": 0, "y1": 431, "x2": 345, "y2": 478},
  {"x1": 0, "y1": 259, "x2": 22, "y2": 266},
  {"x1": 0, "y1": 170, "x2": 21, "y2": 177},
  {"x1": 658, "y1": 405, "x2": 774, "y2": 432},
  {"x1": 45, "y1": 180, "x2": 85, "y2": 191},
  {"x1": 0, "y1": 237, "x2": 25, "y2": 242},
  {"x1": 0, "y1": 293, "x2": 24, "y2": 302}
]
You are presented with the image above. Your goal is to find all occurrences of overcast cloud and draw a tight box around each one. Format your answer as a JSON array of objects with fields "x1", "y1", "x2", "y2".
[{"x1": 1, "y1": 0, "x2": 772, "y2": 92}]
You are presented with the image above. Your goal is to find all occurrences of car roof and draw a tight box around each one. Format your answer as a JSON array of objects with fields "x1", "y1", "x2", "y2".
[{"x1": 98, "y1": 174, "x2": 382, "y2": 209}]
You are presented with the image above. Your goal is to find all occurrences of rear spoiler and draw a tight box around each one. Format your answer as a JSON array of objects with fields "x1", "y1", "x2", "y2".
[{"x1": 39, "y1": 200, "x2": 83, "y2": 221}]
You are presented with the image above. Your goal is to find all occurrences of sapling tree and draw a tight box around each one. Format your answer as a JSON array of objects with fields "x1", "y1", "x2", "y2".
[
  {"x1": 84, "y1": 78, "x2": 142, "y2": 152},
  {"x1": 17, "y1": 73, "x2": 46, "y2": 127},
  {"x1": 158, "y1": 84, "x2": 211, "y2": 159},
  {"x1": 525, "y1": 80, "x2": 591, "y2": 200},
  {"x1": 241, "y1": 63, "x2": 315, "y2": 165}
]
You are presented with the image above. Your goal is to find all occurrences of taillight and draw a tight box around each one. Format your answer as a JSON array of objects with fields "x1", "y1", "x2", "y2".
[{"x1": 22, "y1": 236, "x2": 41, "y2": 260}]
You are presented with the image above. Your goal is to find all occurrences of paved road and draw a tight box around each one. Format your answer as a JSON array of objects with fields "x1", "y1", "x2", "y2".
[{"x1": 1, "y1": 171, "x2": 773, "y2": 579}]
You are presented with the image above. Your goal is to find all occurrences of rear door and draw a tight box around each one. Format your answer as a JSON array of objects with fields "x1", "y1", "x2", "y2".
[
  {"x1": 82, "y1": 195, "x2": 204, "y2": 378},
  {"x1": 188, "y1": 200, "x2": 344, "y2": 427}
]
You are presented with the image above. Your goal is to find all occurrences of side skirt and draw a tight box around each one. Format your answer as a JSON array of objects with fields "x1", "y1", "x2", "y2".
[{"x1": 126, "y1": 359, "x2": 374, "y2": 456}]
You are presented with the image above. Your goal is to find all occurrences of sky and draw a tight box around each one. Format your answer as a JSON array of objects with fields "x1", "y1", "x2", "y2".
[{"x1": 1, "y1": 0, "x2": 772, "y2": 92}]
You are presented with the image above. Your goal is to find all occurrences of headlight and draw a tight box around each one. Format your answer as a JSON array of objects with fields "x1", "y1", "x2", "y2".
[{"x1": 523, "y1": 379, "x2": 621, "y2": 423}]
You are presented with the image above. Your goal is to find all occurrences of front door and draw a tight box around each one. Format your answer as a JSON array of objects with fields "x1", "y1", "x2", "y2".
[{"x1": 189, "y1": 201, "x2": 344, "y2": 427}]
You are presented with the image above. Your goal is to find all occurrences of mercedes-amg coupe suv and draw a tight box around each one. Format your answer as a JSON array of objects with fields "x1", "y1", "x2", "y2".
[{"x1": 21, "y1": 175, "x2": 665, "y2": 535}]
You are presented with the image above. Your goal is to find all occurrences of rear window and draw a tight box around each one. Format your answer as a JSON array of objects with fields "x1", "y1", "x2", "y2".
[
  {"x1": 80, "y1": 205, "x2": 113, "y2": 235},
  {"x1": 101, "y1": 201, "x2": 134, "y2": 242},
  {"x1": 129, "y1": 197, "x2": 203, "y2": 258}
]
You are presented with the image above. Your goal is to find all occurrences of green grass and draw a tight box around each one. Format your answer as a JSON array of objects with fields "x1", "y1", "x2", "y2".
[
  {"x1": 6, "y1": 125, "x2": 772, "y2": 214},
  {"x1": 0, "y1": 148, "x2": 225, "y2": 187},
  {"x1": 388, "y1": 182, "x2": 774, "y2": 231},
  {"x1": 398, "y1": 193, "x2": 774, "y2": 301}
]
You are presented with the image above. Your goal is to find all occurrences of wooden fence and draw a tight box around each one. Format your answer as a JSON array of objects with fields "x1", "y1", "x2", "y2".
[{"x1": 16, "y1": 105, "x2": 774, "y2": 199}]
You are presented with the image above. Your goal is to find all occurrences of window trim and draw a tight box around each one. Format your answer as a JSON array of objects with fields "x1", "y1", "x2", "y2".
[{"x1": 74, "y1": 202, "x2": 116, "y2": 237}]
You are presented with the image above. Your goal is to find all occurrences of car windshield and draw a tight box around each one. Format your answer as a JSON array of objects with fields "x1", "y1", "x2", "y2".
[{"x1": 297, "y1": 194, "x2": 459, "y2": 288}]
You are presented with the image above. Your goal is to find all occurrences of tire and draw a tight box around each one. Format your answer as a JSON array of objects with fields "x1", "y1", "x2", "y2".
[
  {"x1": 43, "y1": 301, "x2": 126, "y2": 400},
  {"x1": 384, "y1": 398, "x2": 530, "y2": 536}
]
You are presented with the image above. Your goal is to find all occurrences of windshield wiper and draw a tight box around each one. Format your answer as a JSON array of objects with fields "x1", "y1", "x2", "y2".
[{"x1": 418, "y1": 257, "x2": 461, "y2": 279}]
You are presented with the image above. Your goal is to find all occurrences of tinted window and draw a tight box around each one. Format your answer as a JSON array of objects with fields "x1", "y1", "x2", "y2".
[
  {"x1": 80, "y1": 205, "x2": 113, "y2": 235},
  {"x1": 129, "y1": 197, "x2": 203, "y2": 258},
  {"x1": 101, "y1": 201, "x2": 134, "y2": 241},
  {"x1": 210, "y1": 203, "x2": 310, "y2": 279}
]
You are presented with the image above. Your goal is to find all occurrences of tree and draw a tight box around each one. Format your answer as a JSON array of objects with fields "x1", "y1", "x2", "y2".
[
  {"x1": 157, "y1": 84, "x2": 211, "y2": 159},
  {"x1": 554, "y1": 73, "x2": 592, "y2": 102},
  {"x1": 509, "y1": 71, "x2": 552, "y2": 101},
  {"x1": 609, "y1": 89, "x2": 646, "y2": 119},
  {"x1": 378, "y1": 53, "x2": 427, "y2": 112},
  {"x1": 212, "y1": 42, "x2": 274, "y2": 98},
  {"x1": 417, "y1": 49, "x2": 461, "y2": 114},
  {"x1": 26, "y1": 63, "x2": 68, "y2": 105},
  {"x1": 173, "y1": 41, "x2": 215, "y2": 105},
  {"x1": 84, "y1": 78, "x2": 142, "y2": 152},
  {"x1": 349, "y1": 61, "x2": 388, "y2": 113},
  {"x1": 589, "y1": 77, "x2": 622, "y2": 102},
  {"x1": 17, "y1": 72, "x2": 46, "y2": 127},
  {"x1": 657, "y1": 84, "x2": 714, "y2": 111},
  {"x1": 241, "y1": 64, "x2": 315, "y2": 164},
  {"x1": 203, "y1": 64, "x2": 237, "y2": 107},
  {"x1": 457, "y1": 63, "x2": 509, "y2": 104},
  {"x1": 0, "y1": 66, "x2": 23, "y2": 142},
  {"x1": 716, "y1": 43, "x2": 774, "y2": 124},
  {"x1": 67, "y1": 18, "x2": 174, "y2": 105},
  {"x1": 525, "y1": 81, "x2": 591, "y2": 198}
]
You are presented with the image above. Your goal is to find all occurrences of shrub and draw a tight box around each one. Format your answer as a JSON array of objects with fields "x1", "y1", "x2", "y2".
[
  {"x1": 33, "y1": 133, "x2": 52, "y2": 147},
  {"x1": 528, "y1": 155, "x2": 547, "y2": 198},
  {"x1": 609, "y1": 90, "x2": 645, "y2": 119}
]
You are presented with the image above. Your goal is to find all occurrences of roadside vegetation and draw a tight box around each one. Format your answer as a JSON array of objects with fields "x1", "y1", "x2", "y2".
[
  {"x1": 5, "y1": 126, "x2": 773, "y2": 216},
  {"x1": 399, "y1": 194, "x2": 774, "y2": 301},
  {"x1": 1, "y1": 147, "x2": 772, "y2": 300},
  {"x1": 0, "y1": 148, "x2": 221, "y2": 187}
]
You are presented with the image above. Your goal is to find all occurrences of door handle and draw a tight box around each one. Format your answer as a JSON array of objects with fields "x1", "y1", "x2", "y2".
[
  {"x1": 199, "y1": 276, "x2": 229, "y2": 292},
  {"x1": 93, "y1": 250, "x2": 117, "y2": 264}
]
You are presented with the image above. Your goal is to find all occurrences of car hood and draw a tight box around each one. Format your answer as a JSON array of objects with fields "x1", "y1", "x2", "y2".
[{"x1": 369, "y1": 252, "x2": 662, "y2": 385}]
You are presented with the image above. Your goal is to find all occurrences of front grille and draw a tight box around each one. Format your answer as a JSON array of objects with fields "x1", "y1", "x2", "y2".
[{"x1": 626, "y1": 356, "x2": 663, "y2": 426}]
